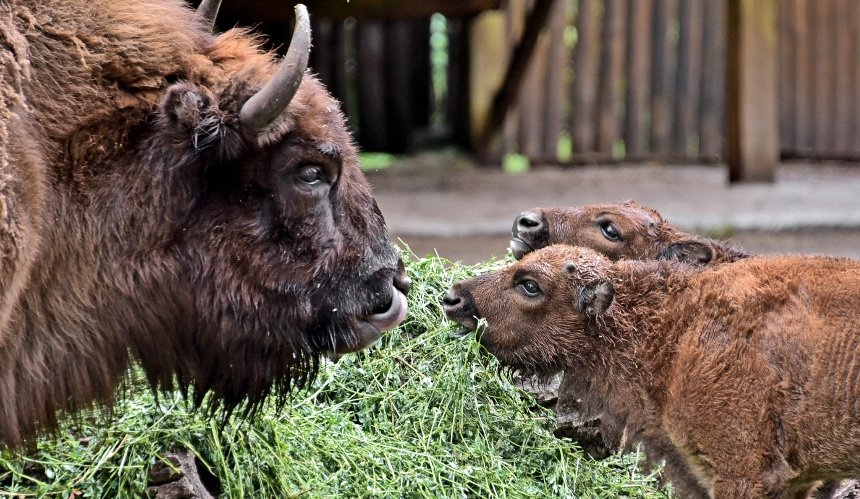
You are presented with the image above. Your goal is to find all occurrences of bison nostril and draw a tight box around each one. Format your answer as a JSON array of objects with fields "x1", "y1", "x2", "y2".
[{"x1": 394, "y1": 274, "x2": 412, "y2": 296}]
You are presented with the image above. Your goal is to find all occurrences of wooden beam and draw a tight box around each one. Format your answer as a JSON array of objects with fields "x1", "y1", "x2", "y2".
[
  {"x1": 217, "y1": 0, "x2": 500, "y2": 22},
  {"x1": 475, "y1": 0, "x2": 555, "y2": 153},
  {"x1": 726, "y1": 0, "x2": 779, "y2": 183}
]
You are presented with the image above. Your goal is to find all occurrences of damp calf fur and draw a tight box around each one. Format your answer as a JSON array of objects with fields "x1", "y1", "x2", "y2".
[
  {"x1": 0, "y1": 0, "x2": 408, "y2": 447},
  {"x1": 444, "y1": 245, "x2": 860, "y2": 498}
]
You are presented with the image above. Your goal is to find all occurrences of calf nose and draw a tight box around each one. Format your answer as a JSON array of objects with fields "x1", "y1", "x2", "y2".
[
  {"x1": 442, "y1": 289, "x2": 461, "y2": 308},
  {"x1": 442, "y1": 286, "x2": 479, "y2": 327},
  {"x1": 511, "y1": 210, "x2": 548, "y2": 259},
  {"x1": 513, "y1": 210, "x2": 545, "y2": 238}
]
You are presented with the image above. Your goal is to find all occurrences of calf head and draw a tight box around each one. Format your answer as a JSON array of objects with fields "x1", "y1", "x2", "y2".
[
  {"x1": 510, "y1": 201, "x2": 743, "y2": 265},
  {"x1": 443, "y1": 245, "x2": 614, "y2": 375}
]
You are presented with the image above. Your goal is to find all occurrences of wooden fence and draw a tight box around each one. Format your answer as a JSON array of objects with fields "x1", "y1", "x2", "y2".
[
  {"x1": 502, "y1": 0, "x2": 860, "y2": 163},
  {"x1": 235, "y1": 0, "x2": 860, "y2": 163}
]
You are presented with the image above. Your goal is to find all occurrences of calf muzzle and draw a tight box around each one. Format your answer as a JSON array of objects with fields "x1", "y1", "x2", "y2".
[
  {"x1": 510, "y1": 210, "x2": 548, "y2": 260},
  {"x1": 442, "y1": 285, "x2": 480, "y2": 330}
]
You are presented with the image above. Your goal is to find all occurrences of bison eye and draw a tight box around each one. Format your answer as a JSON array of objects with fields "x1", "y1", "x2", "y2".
[
  {"x1": 518, "y1": 280, "x2": 542, "y2": 297},
  {"x1": 599, "y1": 220, "x2": 621, "y2": 241},
  {"x1": 297, "y1": 165, "x2": 324, "y2": 185}
]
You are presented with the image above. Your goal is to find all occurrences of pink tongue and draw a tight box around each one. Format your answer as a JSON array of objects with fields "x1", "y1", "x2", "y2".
[{"x1": 367, "y1": 290, "x2": 408, "y2": 331}]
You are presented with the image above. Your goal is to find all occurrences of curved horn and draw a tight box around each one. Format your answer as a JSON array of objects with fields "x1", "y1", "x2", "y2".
[
  {"x1": 197, "y1": 0, "x2": 222, "y2": 30},
  {"x1": 239, "y1": 4, "x2": 311, "y2": 135}
]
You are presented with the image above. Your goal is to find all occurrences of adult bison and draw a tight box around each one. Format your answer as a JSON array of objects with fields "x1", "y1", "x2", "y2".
[
  {"x1": 444, "y1": 245, "x2": 860, "y2": 498},
  {"x1": 0, "y1": 0, "x2": 409, "y2": 447},
  {"x1": 510, "y1": 201, "x2": 748, "y2": 264}
]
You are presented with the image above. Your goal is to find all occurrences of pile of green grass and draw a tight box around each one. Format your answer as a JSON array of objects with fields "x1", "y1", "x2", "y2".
[{"x1": 0, "y1": 251, "x2": 668, "y2": 498}]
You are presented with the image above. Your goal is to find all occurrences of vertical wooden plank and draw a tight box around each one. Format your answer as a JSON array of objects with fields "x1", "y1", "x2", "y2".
[
  {"x1": 571, "y1": 0, "x2": 601, "y2": 154},
  {"x1": 623, "y1": 0, "x2": 653, "y2": 157},
  {"x1": 595, "y1": 0, "x2": 626, "y2": 154},
  {"x1": 385, "y1": 21, "x2": 415, "y2": 153},
  {"x1": 792, "y1": 0, "x2": 813, "y2": 154},
  {"x1": 447, "y1": 18, "x2": 473, "y2": 149},
  {"x1": 541, "y1": 0, "x2": 569, "y2": 157},
  {"x1": 409, "y1": 19, "x2": 432, "y2": 129},
  {"x1": 311, "y1": 18, "x2": 334, "y2": 92},
  {"x1": 476, "y1": 0, "x2": 555, "y2": 155},
  {"x1": 469, "y1": 10, "x2": 507, "y2": 157},
  {"x1": 833, "y1": 0, "x2": 853, "y2": 153},
  {"x1": 698, "y1": 0, "x2": 725, "y2": 159},
  {"x1": 507, "y1": 0, "x2": 527, "y2": 154},
  {"x1": 339, "y1": 18, "x2": 361, "y2": 135},
  {"x1": 518, "y1": 0, "x2": 545, "y2": 158},
  {"x1": 812, "y1": 0, "x2": 834, "y2": 153},
  {"x1": 672, "y1": 0, "x2": 704, "y2": 157},
  {"x1": 853, "y1": 1, "x2": 860, "y2": 155},
  {"x1": 726, "y1": 0, "x2": 779, "y2": 183},
  {"x1": 649, "y1": 0, "x2": 672, "y2": 154},
  {"x1": 776, "y1": 0, "x2": 795, "y2": 150},
  {"x1": 356, "y1": 21, "x2": 388, "y2": 150}
]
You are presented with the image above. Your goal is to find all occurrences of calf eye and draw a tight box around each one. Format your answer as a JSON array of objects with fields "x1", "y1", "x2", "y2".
[
  {"x1": 599, "y1": 221, "x2": 620, "y2": 241},
  {"x1": 518, "y1": 280, "x2": 542, "y2": 297},
  {"x1": 298, "y1": 165, "x2": 324, "y2": 185}
]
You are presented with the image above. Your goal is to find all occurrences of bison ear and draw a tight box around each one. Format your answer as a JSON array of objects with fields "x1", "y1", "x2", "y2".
[
  {"x1": 576, "y1": 280, "x2": 614, "y2": 317},
  {"x1": 159, "y1": 83, "x2": 226, "y2": 152},
  {"x1": 658, "y1": 240, "x2": 715, "y2": 265}
]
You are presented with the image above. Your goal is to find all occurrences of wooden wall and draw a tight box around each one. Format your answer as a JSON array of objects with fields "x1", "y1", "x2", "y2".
[
  {"x1": 501, "y1": 0, "x2": 860, "y2": 163},
  {"x1": 212, "y1": 0, "x2": 860, "y2": 162}
]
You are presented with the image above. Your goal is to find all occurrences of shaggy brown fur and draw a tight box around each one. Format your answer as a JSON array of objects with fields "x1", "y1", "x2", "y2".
[
  {"x1": 444, "y1": 245, "x2": 860, "y2": 498},
  {"x1": 0, "y1": 0, "x2": 409, "y2": 447},
  {"x1": 510, "y1": 201, "x2": 749, "y2": 264}
]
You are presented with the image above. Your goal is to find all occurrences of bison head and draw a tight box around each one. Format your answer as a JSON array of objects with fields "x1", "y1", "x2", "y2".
[
  {"x1": 443, "y1": 245, "x2": 614, "y2": 376},
  {"x1": 134, "y1": 5, "x2": 408, "y2": 409}
]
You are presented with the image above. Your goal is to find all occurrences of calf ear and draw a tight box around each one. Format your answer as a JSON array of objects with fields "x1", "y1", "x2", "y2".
[
  {"x1": 658, "y1": 240, "x2": 715, "y2": 265},
  {"x1": 576, "y1": 280, "x2": 615, "y2": 317}
]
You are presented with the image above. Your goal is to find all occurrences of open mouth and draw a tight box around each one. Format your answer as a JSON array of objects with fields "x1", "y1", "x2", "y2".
[{"x1": 509, "y1": 237, "x2": 534, "y2": 260}]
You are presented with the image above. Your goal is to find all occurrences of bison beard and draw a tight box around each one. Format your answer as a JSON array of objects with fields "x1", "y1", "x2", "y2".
[{"x1": 0, "y1": 0, "x2": 408, "y2": 447}]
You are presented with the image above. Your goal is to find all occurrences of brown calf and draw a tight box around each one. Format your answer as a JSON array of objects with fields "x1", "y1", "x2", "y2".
[
  {"x1": 510, "y1": 201, "x2": 748, "y2": 264},
  {"x1": 444, "y1": 245, "x2": 860, "y2": 498}
]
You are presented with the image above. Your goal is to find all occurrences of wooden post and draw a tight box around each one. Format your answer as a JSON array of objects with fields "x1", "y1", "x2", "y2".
[
  {"x1": 726, "y1": 0, "x2": 779, "y2": 183},
  {"x1": 541, "y1": 0, "x2": 568, "y2": 157},
  {"x1": 469, "y1": 10, "x2": 507, "y2": 159},
  {"x1": 672, "y1": 0, "x2": 704, "y2": 157},
  {"x1": 571, "y1": 0, "x2": 600, "y2": 154},
  {"x1": 624, "y1": 0, "x2": 653, "y2": 157},
  {"x1": 474, "y1": 0, "x2": 555, "y2": 156},
  {"x1": 698, "y1": 0, "x2": 725, "y2": 159},
  {"x1": 595, "y1": 0, "x2": 626, "y2": 154},
  {"x1": 649, "y1": 0, "x2": 672, "y2": 154}
]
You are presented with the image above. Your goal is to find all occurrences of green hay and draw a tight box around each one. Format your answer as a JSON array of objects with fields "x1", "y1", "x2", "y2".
[{"x1": 0, "y1": 250, "x2": 667, "y2": 498}]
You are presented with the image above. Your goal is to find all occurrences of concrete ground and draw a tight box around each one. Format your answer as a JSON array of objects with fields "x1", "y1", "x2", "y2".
[{"x1": 366, "y1": 154, "x2": 860, "y2": 264}]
